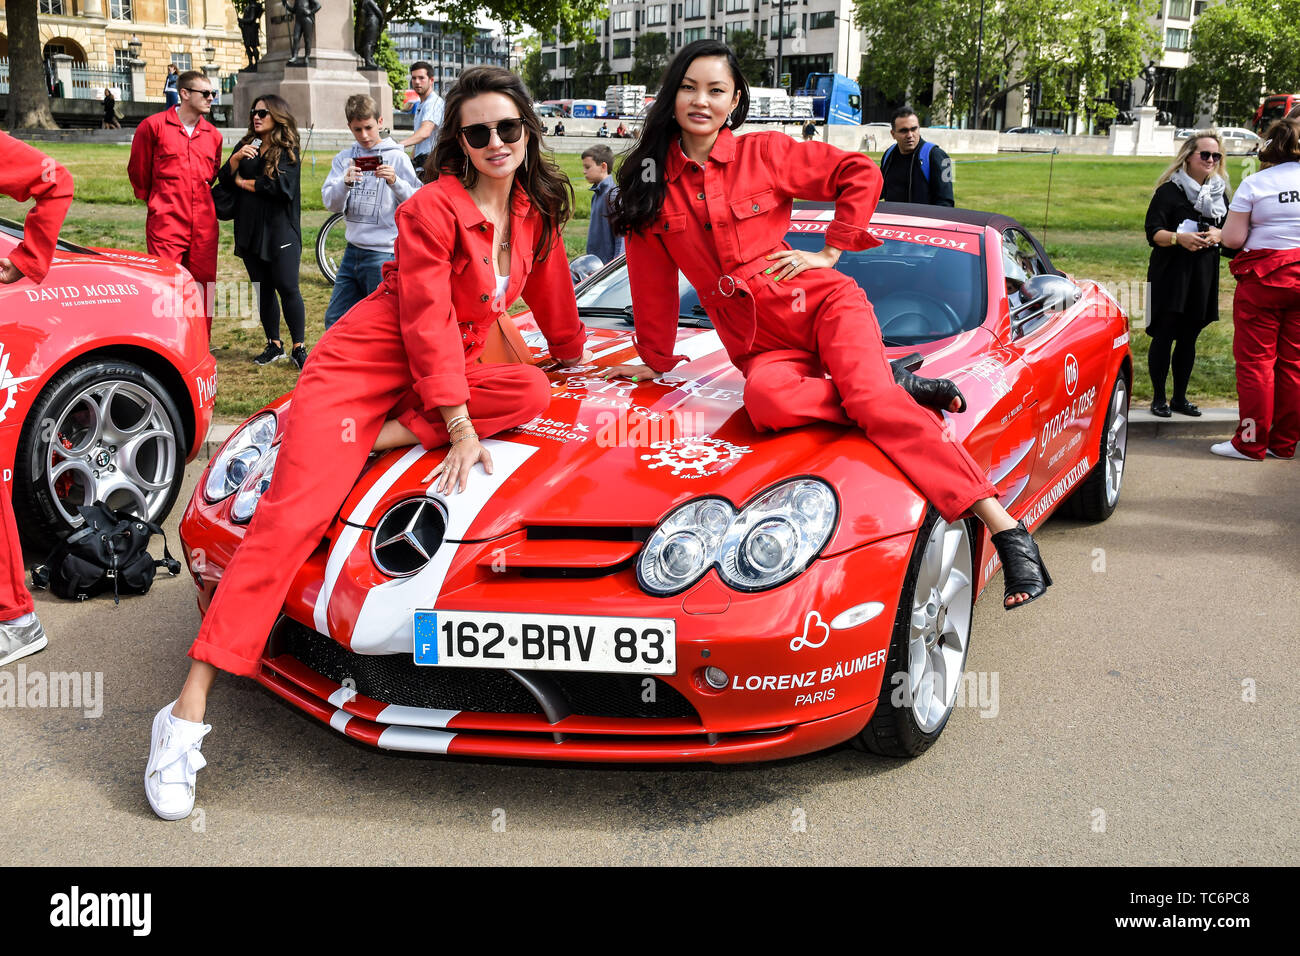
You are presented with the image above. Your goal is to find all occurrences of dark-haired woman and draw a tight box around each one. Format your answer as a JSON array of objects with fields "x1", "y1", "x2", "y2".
[
  {"x1": 220, "y1": 95, "x2": 309, "y2": 368},
  {"x1": 603, "y1": 40, "x2": 1051, "y2": 608},
  {"x1": 1214, "y1": 116, "x2": 1300, "y2": 460},
  {"x1": 145, "y1": 67, "x2": 591, "y2": 820}
]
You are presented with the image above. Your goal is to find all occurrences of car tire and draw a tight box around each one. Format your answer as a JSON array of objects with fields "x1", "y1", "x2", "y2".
[
  {"x1": 853, "y1": 507, "x2": 976, "y2": 758},
  {"x1": 14, "y1": 359, "x2": 186, "y2": 551},
  {"x1": 1063, "y1": 370, "x2": 1129, "y2": 522}
]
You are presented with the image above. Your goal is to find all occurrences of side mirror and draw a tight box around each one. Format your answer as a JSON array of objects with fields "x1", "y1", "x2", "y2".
[
  {"x1": 570, "y1": 254, "x2": 603, "y2": 287},
  {"x1": 1010, "y1": 274, "x2": 1081, "y2": 335}
]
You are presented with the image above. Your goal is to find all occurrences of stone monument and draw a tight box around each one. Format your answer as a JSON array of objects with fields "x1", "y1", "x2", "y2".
[{"x1": 234, "y1": 0, "x2": 393, "y2": 132}]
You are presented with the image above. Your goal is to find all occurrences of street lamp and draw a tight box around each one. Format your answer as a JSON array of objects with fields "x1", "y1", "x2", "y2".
[
  {"x1": 971, "y1": 0, "x2": 985, "y2": 129},
  {"x1": 203, "y1": 43, "x2": 216, "y2": 64},
  {"x1": 128, "y1": 35, "x2": 142, "y2": 59},
  {"x1": 831, "y1": 15, "x2": 854, "y2": 78}
]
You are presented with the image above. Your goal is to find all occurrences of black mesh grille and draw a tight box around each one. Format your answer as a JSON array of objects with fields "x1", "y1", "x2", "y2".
[{"x1": 279, "y1": 622, "x2": 698, "y2": 721}]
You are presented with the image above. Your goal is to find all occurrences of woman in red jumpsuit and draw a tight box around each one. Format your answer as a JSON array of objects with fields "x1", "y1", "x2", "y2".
[
  {"x1": 145, "y1": 67, "x2": 592, "y2": 820},
  {"x1": 602, "y1": 41, "x2": 1051, "y2": 609}
]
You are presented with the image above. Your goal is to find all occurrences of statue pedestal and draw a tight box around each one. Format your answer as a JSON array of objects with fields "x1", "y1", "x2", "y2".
[
  {"x1": 232, "y1": 3, "x2": 394, "y2": 132},
  {"x1": 1108, "y1": 105, "x2": 1175, "y2": 156}
]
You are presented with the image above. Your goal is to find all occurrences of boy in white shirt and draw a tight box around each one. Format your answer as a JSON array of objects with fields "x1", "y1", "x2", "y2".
[{"x1": 321, "y1": 94, "x2": 421, "y2": 328}]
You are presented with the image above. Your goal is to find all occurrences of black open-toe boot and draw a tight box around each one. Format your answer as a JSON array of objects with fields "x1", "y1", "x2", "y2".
[
  {"x1": 892, "y1": 363, "x2": 967, "y2": 413},
  {"x1": 990, "y1": 520, "x2": 1052, "y2": 610}
]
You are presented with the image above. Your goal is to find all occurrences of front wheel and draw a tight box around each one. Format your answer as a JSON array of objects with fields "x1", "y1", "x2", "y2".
[
  {"x1": 1064, "y1": 370, "x2": 1129, "y2": 521},
  {"x1": 854, "y1": 507, "x2": 975, "y2": 757},
  {"x1": 14, "y1": 360, "x2": 186, "y2": 552},
  {"x1": 315, "y1": 212, "x2": 346, "y2": 284}
]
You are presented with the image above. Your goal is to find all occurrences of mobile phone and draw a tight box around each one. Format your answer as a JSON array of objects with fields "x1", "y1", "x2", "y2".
[
  {"x1": 354, "y1": 155, "x2": 380, "y2": 172},
  {"x1": 250, "y1": 137, "x2": 262, "y2": 149}
]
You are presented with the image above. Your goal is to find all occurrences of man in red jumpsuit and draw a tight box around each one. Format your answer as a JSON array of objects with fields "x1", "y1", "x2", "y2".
[
  {"x1": 0, "y1": 134, "x2": 74, "y2": 665},
  {"x1": 128, "y1": 69, "x2": 223, "y2": 331}
]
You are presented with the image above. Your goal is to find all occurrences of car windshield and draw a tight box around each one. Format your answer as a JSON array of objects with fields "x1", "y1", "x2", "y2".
[
  {"x1": 0, "y1": 217, "x2": 96, "y2": 255},
  {"x1": 576, "y1": 226, "x2": 986, "y2": 346}
]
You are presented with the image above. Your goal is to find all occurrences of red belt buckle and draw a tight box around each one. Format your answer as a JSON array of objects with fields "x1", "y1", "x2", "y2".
[{"x1": 717, "y1": 275, "x2": 737, "y2": 297}]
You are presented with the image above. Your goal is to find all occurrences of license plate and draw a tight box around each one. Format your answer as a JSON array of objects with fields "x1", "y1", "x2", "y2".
[{"x1": 413, "y1": 610, "x2": 676, "y2": 675}]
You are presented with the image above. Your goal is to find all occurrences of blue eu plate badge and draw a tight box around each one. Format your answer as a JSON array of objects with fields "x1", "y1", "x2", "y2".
[{"x1": 414, "y1": 611, "x2": 438, "y2": 664}]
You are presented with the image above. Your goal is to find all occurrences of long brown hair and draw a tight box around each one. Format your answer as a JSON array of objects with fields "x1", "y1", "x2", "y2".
[
  {"x1": 239, "y1": 94, "x2": 300, "y2": 179},
  {"x1": 426, "y1": 66, "x2": 571, "y2": 263},
  {"x1": 1260, "y1": 117, "x2": 1300, "y2": 165}
]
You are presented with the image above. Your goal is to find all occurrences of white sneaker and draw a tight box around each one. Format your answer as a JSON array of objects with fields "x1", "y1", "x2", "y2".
[
  {"x1": 1210, "y1": 440, "x2": 1258, "y2": 461},
  {"x1": 0, "y1": 615, "x2": 47, "y2": 666},
  {"x1": 145, "y1": 701, "x2": 211, "y2": 821},
  {"x1": 1266, "y1": 449, "x2": 1294, "y2": 460}
]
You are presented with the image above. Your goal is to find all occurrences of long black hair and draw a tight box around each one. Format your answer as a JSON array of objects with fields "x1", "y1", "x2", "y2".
[
  {"x1": 426, "y1": 65, "x2": 571, "y2": 263},
  {"x1": 607, "y1": 40, "x2": 750, "y2": 235}
]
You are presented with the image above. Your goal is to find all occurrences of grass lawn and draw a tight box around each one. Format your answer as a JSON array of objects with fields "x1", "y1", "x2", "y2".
[{"x1": 1, "y1": 143, "x2": 1251, "y2": 420}]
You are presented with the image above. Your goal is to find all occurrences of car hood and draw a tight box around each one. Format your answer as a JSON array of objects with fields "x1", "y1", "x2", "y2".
[{"x1": 336, "y1": 327, "x2": 928, "y2": 550}]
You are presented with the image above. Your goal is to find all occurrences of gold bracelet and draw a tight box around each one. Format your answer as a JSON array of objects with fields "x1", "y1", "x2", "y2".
[{"x1": 451, "y1": 430, "x2": 478, "y2": 445}]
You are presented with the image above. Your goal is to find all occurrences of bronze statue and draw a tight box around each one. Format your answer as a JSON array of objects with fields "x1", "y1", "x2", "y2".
[
  {"x1": 1139, "y1": 61, "x2": 1157, "y2": 107},
  {"x1": 358, "y1": 0, "x2": 385, "y2": 70},
  {"x1": 284, "y1": 0, "x2": 322, "y2": 66},
  {"x1": 238, "y1": 1, "x2": 264, "y2": 71}
]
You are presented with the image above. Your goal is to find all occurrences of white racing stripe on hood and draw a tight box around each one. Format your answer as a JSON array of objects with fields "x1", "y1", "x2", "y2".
[
  {"x1": 676, "y1": 329, "x2": 723, "y2": 363},
  {"x1": 313, "y1": 444, "x2": 430, "y2": 637},
  {"x1": 349, "y1": 439, "x2": 538, "y2": 655}
]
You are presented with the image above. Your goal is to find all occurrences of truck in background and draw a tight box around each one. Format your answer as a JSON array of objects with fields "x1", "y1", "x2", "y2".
[
  {"x1": 1254, "y1": 94, "x2": 1299, "y2": 133},
  {"x1": 801, "y1": 73, "x2": 862, "y2": 125}
]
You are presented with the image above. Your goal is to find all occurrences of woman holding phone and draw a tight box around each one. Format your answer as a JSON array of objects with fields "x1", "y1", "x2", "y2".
[
  {"x1": 604, "y1": 40, "x2": 1052, "y2": 611},
  {"x1": 220, "y1": 95, "x2": 309, "y2": 369},
  {"x1": 145, "y1": 67, "x2": 591, "y2": 820}
]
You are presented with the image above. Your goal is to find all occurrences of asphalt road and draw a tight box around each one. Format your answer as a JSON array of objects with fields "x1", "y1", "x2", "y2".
[{"x1": 2, "y1": 432, "x2": 1296, "y2": 866}]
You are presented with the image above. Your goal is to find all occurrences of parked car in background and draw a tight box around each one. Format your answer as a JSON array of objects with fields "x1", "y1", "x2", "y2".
[
  {"x1": 0, "y1": 218, "x2": 216, "y2": 550},
  {"x1": 1217, "y1": 127, "x2": 1262, "y2": 155},
  {"x1": 1003, "y1": 126, "x2": 1065, "y2": 135},
  {"x1": 535, "y1": 103, "x2": 560, "y2": 117}
]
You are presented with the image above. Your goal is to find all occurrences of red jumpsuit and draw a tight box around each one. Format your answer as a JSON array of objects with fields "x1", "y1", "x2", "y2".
[
  {"x1": 1228, "y1": 247, "x2": 1300, "y2": 459},
  {"x1": 625, "y1": 127, "x2": 995, "y2": 521},
  {"x1": 190, "y1": 175, "x2": 588, "y2": 676},
  {"x1": 0, "y1": 135, "x2": 74, "y2": 619},
  {"x1": 127, "y1": 108, "x2": 223, "y2": 328}
]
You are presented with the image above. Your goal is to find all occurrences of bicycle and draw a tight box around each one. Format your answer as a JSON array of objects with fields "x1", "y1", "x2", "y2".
[{"x1": 315, "y1": 212, "x2": 347, "y2": 284}]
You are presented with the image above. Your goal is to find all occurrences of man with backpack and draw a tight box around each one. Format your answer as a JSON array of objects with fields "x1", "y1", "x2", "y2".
[{"x1": 879, "y1": 107, "x2": 954, "y2": 207}]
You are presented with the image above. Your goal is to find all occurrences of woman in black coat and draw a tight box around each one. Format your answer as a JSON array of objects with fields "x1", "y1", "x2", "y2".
[
  {"x1": 1143, "y1": 132, "x2": 1231, "y2": 416},
  {"x1": 219, "y1": 94, "x2": 308, "y2": 369}
]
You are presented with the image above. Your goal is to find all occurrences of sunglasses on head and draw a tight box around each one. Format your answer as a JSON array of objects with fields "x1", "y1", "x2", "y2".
[
  {"x1": 461, "y1": 118, "x2": 525, "y2": 149},
  {"x1": 249, "y1": 108, "x2": 271, "y2": 120},
  {"x1": 1198, "y1": 150, "x2": 1222, "y2": 162},
  {"x1": 185, "y1": 88, "x2": 216, "y2": 98}
]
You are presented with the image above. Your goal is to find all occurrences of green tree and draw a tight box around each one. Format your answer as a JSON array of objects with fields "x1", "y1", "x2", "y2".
[
  {"x1": 1180, "y1": 0, "x2": 1300, "y2": 126},
  {"x1": 629, "y1": 32, "x2": 670, "y2": 88},
  {"x1": 730, "y1": 30, "x2": 770, "y2": 88},
  {"x1": 571, "y1": 42, "x2": 612, "y2": 99},
  {"x1": 5, "y1": 0, "x2": 57, "y2": 129},
  {"x1": 374, "y1": 32, "x2": 408, "y2": 113},
  {"x1": 519, "y1": 34, "x2": 550, "y2": 98},
  {"x1": 853, "y1": 0, "x2": 1159, "y2": 128}
]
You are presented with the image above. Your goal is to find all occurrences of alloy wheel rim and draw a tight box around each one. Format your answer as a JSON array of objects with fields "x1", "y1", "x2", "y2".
[
  {"x1": 906, "y1": 518, "x2": 974, "y2": 733},
  {"x1": 1105, "y1": 379, "x2": 1128, "y2": 507},
  {"x1": 45, "y1": 380, "x2": 177, "y2": 526}
]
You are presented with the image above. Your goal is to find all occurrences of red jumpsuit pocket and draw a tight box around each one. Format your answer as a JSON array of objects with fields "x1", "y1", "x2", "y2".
[
  {"x1": 730, "y1": 188, "x2": 783, "y2": 259},
  {"x1": 655, "y1": 213, "x2": 688, "y2": 235}
]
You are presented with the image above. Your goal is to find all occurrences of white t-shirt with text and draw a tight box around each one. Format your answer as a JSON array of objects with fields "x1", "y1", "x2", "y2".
[{"x1": 1229, "y1": 162, "x2": 1300, "y2": 251}]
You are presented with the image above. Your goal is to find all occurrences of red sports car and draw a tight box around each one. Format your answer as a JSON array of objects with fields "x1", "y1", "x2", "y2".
[
  {"x1": 0, "y1": 218, "x2": 216, "y2": 548},
  {"x1": 180, "y1": 202, "x2": 1131, "y2": 762}
]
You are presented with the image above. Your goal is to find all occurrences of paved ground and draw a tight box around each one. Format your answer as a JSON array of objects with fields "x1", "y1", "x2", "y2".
[{"x1": 2, "y1": 430, "x2": 1296, "y2": 866}]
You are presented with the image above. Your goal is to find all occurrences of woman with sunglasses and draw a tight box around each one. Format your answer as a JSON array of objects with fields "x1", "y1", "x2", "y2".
[
  {"x1": 144, "y1": 67, "x2": 591, "y2": 821},
  {"x1": 220, "y1": 95, "x2": 309, "y2": 369},
  {"x1": 602, "y1": 40, "x2": 1052, "y2": 611},
  {"x1": 1143, "y1": 132, "x2": 1232, "y2": 418}
]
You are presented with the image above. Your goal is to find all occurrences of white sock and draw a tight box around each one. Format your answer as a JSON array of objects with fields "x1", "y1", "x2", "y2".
[{"x1": 1, "y1": 612, "x2": 36, "y2": 626}]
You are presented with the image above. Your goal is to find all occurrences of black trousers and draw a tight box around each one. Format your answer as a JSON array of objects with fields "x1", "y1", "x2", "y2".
[{"x1": 243, "y1": 248, "x2": 306, "y2": 345}]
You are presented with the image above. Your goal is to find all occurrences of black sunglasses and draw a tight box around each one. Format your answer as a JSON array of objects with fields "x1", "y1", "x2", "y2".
[
  {"x1": 461, "y1": 118, "x2": 525, "y2": 149},
  {"x1": 249, "y1": 108, "x2": 271, "y2": 120},
  {"x1": 1198, "y1": 150, "x2": 1223, "y2": 162},
  {"x1": 185, "y1": 88, "x2": 216, "y2": 98}
]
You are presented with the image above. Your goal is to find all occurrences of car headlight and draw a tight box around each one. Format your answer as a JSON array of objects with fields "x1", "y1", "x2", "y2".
[
  {"x1": 637, "y1": 480, "x2": 838, "y2": 596},
  {"x1": 204, "y1": 412, "x2": 276, "y2": 502},
  {"x1": 230, "y1": 443, "x2": 279, "y2": 523}
]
